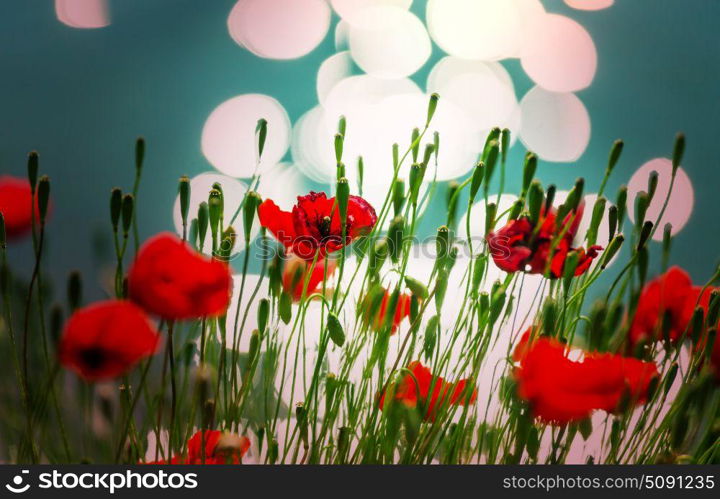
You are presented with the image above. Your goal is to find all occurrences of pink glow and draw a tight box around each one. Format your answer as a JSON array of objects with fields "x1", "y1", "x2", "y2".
[
  {"x1": 521, "y1": 14, "x2": 597, "y2": 93},
  {"x1": 55, "y1": 0, "x2": 109, "y2": 29},
  {"x1": 565, "y1": 0, "x2": 614, "y2": 11},
  {"x1": 627, "y1": 158, "x2": 695, "y2": 241}
]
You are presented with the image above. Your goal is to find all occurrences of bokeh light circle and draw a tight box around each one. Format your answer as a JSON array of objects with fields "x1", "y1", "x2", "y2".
[
  {"x1": 565, "y1": 0, "x2": 614, "y2": 10},
  {"x1": 348, "y1": 6, "x2": 431, "y2": 79},
  {"x1": 521, "y1": 13, "x2": 597, "y2": 93},
  {"x1": 427, "y1": 0, "x2": 523, "y2": 61},
  {"x1": 519, "y1": 86, "x2": 591, "y2": 163},
  {"x1": 331, "y1": 0, "x2": 413, "y2": 23},
  {"x1": 228, "y1": 0, "x2": 331, "y2": 60},
  {"x1": 316, "y1": 51, "x2": 358, "y2": 106},
  {"x1": 202, "y1": 94, "x2": 291, "y2": 178},
  {"x1": 627, "y1": 158, "x2": 694, "y2": 241},
  {"x1": 55, "y1": 0, "x2": 109, "y2": 29}
]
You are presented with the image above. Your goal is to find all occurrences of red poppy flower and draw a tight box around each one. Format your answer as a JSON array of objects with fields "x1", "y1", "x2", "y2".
[
  {"x1": 513, "y1": 330, "x2": 658, "y2": 424},
  {"x1": 58, "y1": 300, "x2": 160, "y2": 381},
  {"x1": 258, "y1": 192, "x2": 377, "y2": 260},
  {"x1": 486, "y1": 204, "x2": 602, "y2": 278},
  {"x1": 379, "y1": 361, "x2": 477, "y2": 421},
  {"x1": 629, "y1": 267, "x2": 696, "y2": 347},
  {"x1": 0, "y1": 176, "x2": 40, "y2": 240},
  {"x1": 144, "y1": 430, "x2": 250, "y2": 465},
  {"x1": 282, "y1": 254, "x2": 337, "y2": 301},
  {"x1": 128, "y1": 233, "x2": 232, "y2": 320}
]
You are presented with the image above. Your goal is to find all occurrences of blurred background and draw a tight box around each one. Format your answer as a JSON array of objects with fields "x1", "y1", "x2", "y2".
[{"x1": 1, "y1": 0, "x2": 718, "y2": 300}]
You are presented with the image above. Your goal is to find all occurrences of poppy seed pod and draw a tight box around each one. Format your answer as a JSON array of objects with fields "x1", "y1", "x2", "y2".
[
  {"x1": 37, "y1": 175, "x2": 51, "y2": 224},
  {"x1": 197, "y1": 201, "x2": 209, "y2": 251},
  {"x1": 134, "y1": 136, "x2": 145, "y2": 171},
  {"x1": 607, "y1": 139, "x2": 624, "y2": 177},
  {"x1": 120, "y1": 193, "x2": 133, "y2": 237},
  {"x1": 469, "y1": 161, "x2": 485, "y2": 203},
  {"x1": 672, "y1": 133, "x2": 685, "y2": 174},
  {"x1": 243, "y1": 190, "x2": 262, "y2": 243},
  {"x1": 408, "y1": 163, "x2": 424, "y2": 206},
  {"x1": 179, "y1": 176, "x2": 191, "y2": 229},
  {"x1": 388, "y1": 216, "x2": 405, "y2": 264},
  {"x1": 27, "y1": 151, "x2": 39, "y2": 193},
  {"x1": 392, "y1": 179, "x2": 405, "y2": 217},
  {"x1": 522, "y1": 152, "x2": 538, "y2": 195},
  {"x1": 334, "y1": 133, "x2": 344, "y2": 165},
  {"x1": 336, "y1": 177, "x2": 350, "y2": 229},
  {"x1": 256, "y1": 118, "x2": 268, "y2": 159},
  {"x1": 426, "y1": 93, "x2": 439, "y2": 126},
  {"x1": 411, "y1": 128, "x2": 420, "y2": 163}
]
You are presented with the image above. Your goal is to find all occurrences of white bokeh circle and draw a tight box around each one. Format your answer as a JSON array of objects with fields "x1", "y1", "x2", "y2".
[
  {"x1": 427, "y1": 0, "x2": 524, "y2": 61},
  {"x1": 227, "y1": 0, "x2": 331, "y2": 60},
  {"x1": 201, "y1": 94, "x2": 291, "y2": 178},
  {"x1": 348, "y1": 6, "x2": 431, "y2": 79},
  {"x1": 519, "y1": 86, "x2": 591, "y2": 163},
  {"x1": 627, "y1": 158, "x2": 695, "y2": 241},
  {"x1": 521, "y1": 13, "x2": 597, "y2": 93},
  {"x1": 316, "y1": 52, "x2": 358, "y2": 106},
  {"x1": 331, "y1": 0, "x2": 413, "y2": 22}
]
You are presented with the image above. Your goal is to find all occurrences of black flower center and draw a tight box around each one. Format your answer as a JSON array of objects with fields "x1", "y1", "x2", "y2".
[{"x1": 80, "y1": 347, "x2": 108, "y2": 370}]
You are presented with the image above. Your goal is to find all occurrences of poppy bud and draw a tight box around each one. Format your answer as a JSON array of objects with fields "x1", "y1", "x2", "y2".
[
  {"x1": 542, "y1": 298, "x2": 557, "y2": 337},
  {"x1": 388, "y1": 216, "x2": 405, "y2": 264},
  {"x1": 471, "y1": 255, "x2": 486, "y2": 299},
  {"x1": 195, "y1": 364, "x2": 215, "y2": 404},
  {"x1": 38, "y1": 175, "x2": 51, "y2": 224},
  {"x1": 606, "y1": 138, "x2": 623, "y2": 175},
  {"x1": 579, "y1": 417, "x2": 593, "y2": 441},
  {"x1": 257, "y1": 298, "x2": 270, "y2": 334},
  {"x1": 335, "y1": 177, "x2": 350, "y2": 228},
  {"x1": 208, "y1": 189, "x2": 222, "y2": 242},
  {"x1": 357, "y1": 156, "x2": 364, "y2": 195},
  {"x1": 382, "y1": 289, "x2": 401, "y2": 331},
  {"x1": 404, "y1": 276, "x2": 428, "y2": 300},
  {"x1": 337, "y1": 427, "x2": 350, "y2": 464},
  {"x1": 601, "y1": 234, "x2": 624, "y2": 268},
  {"x1": 607, "y1": 204, "x2": 618, "y2": 242},
  {"x1": 121, "y1": 193, "x2": 133, "y2": 237},
  {"x1": 489, "y1": 287, "x2": 506, "y2": 326},
  {"x1": 565, "y1": 178, "x2": 584, "y2": 214},
  {"x1": 267, "y1": 438, "x2": 279, "y2": 464},
  {"x1": 662, "y1": 223, "x2": 673, "y2": 266},
  {"x1": 616, "y1": 185, "x2": 628, "y2": 231},
  {"x1": 410, "y1": 128, "x2": 420, "y2": 163},
  {"x1": 278, "y1": 290, "x2": 292, "y2": 324},
  {"x1": 295, "y1": 403, "x2": 309, "y2": 448},
  {"x1": 247, "y1": 329, "x2": 260, "y2": 367},
  {"x1": 477, "y1": 292, "x2": 490, "y2": 321},
  {"x1": 67, "y1": 270, "x2": 82, "y2": 311},
  {"x1": 672, "y1": 132, "x2": 685, "y2": 174},
  {"x1": 706, "y1": 290, "x2": 720, "y2": 327},
  {"x1": 256, "y1": 118, "x2": 268, "y2": 159},
  {"x1": 522, "y1": 152, "x2": 538, "y2": 195},
  {"x1": 334, "y1": 132, "x2": 344, "y2": 165},
  {"x1": 135, "y1": 137, "x2": 145, "y2": 173},
  {"x1": 49, "y1": 303, "x2": 63, "y2": 346},
  {"x1": 392, "y1": 178, "x2": 405, "y2": 217},
  {"x1": 508, "y1": 198, "x2": 524, "y2": 221},
  {"x1": 500, "y1": 128, "x2": 510, "y2": 164},
  {"x1": 368, "y1": 238, "x2": 388, "y2": 276},
  {"x1": 327, "y1": 312, "x2": 345, "y2": 347},
  {"x1": 562, "y1": 250, "x2": 580, "y2": 291},
  {"x1": 527, "y1": 180, "x2": 544, "y2": 225},
  {"x1": 109, "y1": 188, "x2": 123, "y2": 234},
  {"x1": 587, "y1": 197, "x2": 606, "y2": 246},
  {"x1": 637, "y1": 221, "x2": 653, "y2": 250},
  {"x1": 469, "y1": 161, "x2": 485, "y2": 203},
  {"x1": 189, "y1": 219, "x2": 199, "y2": 249},
  {"x1": 483, "y1": 140, "x2": 500, "y2": 187},
  {"x1": 27, "y1": 151, "x2": 39, "y2": 193},
  {"x1": 446, "y1": 180, "x2": 460, "y2": 230},
  {"x1": 423, "y1": 315, "x2": 439, "y2": 361},
  {"x1": 334, "y1": 114, "x2": 346, "y2": 137},
  {"x1": 647, "y1": 170, "x2": 659, "y2": 202},
  {"x1": 197, "y1": 201, "x2": 209, "y2": 251},
  {"x1": 543, "y1": 184, "x2": 556, "y2": 216},
  {"x1": 243, "y1": 191, "x2": 261, "y2": 244},
  {"x1": 179, "y1": 176, "x2": 191, "y2": 231},
  {"x1": 435, "y1": 225, "x2": 450, "y2": 265},
  {"x1": 634, "y1": 191, "x2": 649, "y2": 229},
  {"x1": 0, "y1": 213, "x2": 5, "y2": 249},
  {"x1": 482, "y1": 128, "x2": 501, "y2": 159},
  {"x1": 435, "y1": 267, "x2": 449, "y2": 312},
  {"x1": 690, "y1": 306, "x2": 704, "y2": 344},
  {"x1": 484, "y1": 202, "x2": 497, "y2": 235},
  {"x1": 433, "y1": 131, "x2": 440, "y2": 162},
  {"x1": 422, "y1": 143, "x2": 435, "y2": 167},
  {"x1": 408, "y1": 163, "x2": 424, "y2": 206},
  {"x1": 426, "y1": 92, "x2": 439, "y2": 126}
]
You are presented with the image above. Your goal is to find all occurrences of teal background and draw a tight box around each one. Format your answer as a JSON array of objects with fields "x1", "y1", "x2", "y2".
[{"x1": 1, "y1": 0, "x2": 719, "y2": 296}]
